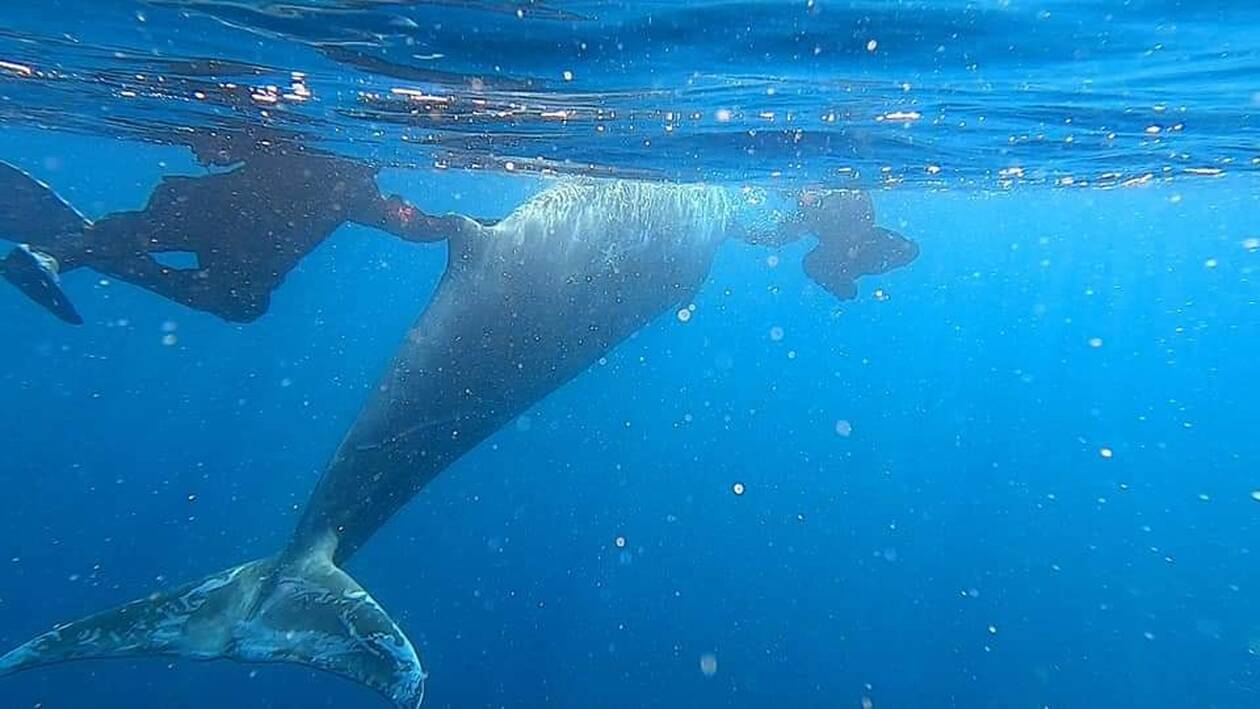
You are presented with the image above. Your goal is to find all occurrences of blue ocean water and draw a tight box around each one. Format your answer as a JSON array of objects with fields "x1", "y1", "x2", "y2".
[{"x1": 1, "y1": 2, "x2": 1258, "y2": 708}]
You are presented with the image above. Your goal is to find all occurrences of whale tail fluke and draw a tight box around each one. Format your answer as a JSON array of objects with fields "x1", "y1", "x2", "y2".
[{"x1": 0, "y1": 555, "x2": 426, "y2": 707}]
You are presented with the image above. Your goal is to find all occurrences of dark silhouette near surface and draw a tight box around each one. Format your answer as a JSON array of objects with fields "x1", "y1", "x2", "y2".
[{"x1": 0, "y1": 129, "x2": 466, "y2": 323}]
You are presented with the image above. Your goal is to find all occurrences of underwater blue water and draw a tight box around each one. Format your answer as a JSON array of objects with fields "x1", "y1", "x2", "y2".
[{"x1": 1, "y1": 2, "x2": 1259, "y2": 708}]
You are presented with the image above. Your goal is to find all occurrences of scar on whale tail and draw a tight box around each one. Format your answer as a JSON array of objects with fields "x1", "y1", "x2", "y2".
[{"x1": 0, "y1": 543, "x2": 427, "y2": 706}]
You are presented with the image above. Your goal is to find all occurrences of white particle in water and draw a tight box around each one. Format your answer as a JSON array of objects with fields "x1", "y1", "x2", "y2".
[
  {"x1": 562, "y1": 70, "x2": 574, "y2": 82},
  {"x1": 677, "y1": 308, "x2": 692, "y2": 323},
  {"x1": 988, "y1": 625, "x2": 998, "y2": 635},
  {"x1": 1099, "y1": 447, "x2": 1113, "y2": 459},
  {"x1": 1250, "y1": 490, "x2": 1260, "y2": 502},
  {"x1": 835, "y1": 419, "x2": 853, "y2": 437},
  {"x1": 866, "y1": 39, "x2": 878, "y2": 52},
  {"x1": 769, "y1": 326, "x2": 784, "y2": 342},
  {"x1": 1242, "y1": 238, "x2": 1260, "y2": 252},
  {"x1": 766, "y1": 254, "x2": 780, "y2": 268},
  {"x1": 732, "y1": 482, "x2": 745, "y2": 496},
  {"x1": 1204, "y1": 258, "x2": 1218, "y2": 269},
  {"x1": 1088, "y1": 337, "x2": 1104, "y2": 348},
  {"x1": 614, "y1": 536, "x2": 626, "y2": 548},
  {"x1": 699, "y1": 653, "x2": 718, "y2": 677},
  {"x1": 161, "y1": 334, "x2": 177, "y2": 346},
  {"x1": 714, "y1": 108, "x2": 733, "y2": 123}
]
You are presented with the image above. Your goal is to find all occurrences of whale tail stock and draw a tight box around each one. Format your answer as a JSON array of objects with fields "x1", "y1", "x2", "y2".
[{"x1": 0, "y1": 550, "x2": 426, "y2": 707}]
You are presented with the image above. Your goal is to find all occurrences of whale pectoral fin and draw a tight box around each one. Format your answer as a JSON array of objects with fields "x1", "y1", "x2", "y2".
[
  {"x1": 0, "y1": 161, "x2": 90, "y2": 245},
  {"x1": 0, "y1": 556, "x2": 426, "y2": 708},
  {"x1": 1, "y1": 245, "x2": 83, "y2": 324}
]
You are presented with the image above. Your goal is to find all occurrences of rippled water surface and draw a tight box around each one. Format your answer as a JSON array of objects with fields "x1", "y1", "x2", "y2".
[{"x1": 2, "y1": 0, "x2": 1257, "y2": 186}]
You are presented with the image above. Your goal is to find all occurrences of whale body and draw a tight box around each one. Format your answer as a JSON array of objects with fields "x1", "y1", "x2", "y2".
[{"x1": 0, "y1": 180, "x2": 769, "y2": 706}]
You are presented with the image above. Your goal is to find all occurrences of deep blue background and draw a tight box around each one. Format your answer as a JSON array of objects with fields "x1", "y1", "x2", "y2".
[{"x1": 1, "y1": 127, "x2": 1258, "y2": 708}]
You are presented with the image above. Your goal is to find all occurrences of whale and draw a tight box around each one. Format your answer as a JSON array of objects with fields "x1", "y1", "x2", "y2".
[{"x1": 0, "y1": 179, "x2": 918, "y2": 706}]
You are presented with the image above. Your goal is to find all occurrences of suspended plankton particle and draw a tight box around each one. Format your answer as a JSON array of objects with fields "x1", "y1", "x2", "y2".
[
  {"x1": 834, "y1": 420, "x2": 853, "y2": 437},
  {"x1": 1249, "y1": 490, "x2": 1260, "y2": 502},
  {"x1": 676, "y1": 308, "x2": 692, "y2": 323},
  {"x1": 699, "y1": 653, "x2": 718, "y2": 677},
  {"x1": 877, "y1": 110, "x2": 921, "y2": 122},
  {"x1": 1088, "y1": 337, "x2": 1103, "y2": 348},
  {"x1": 866, "y1": 39, "x2": 878, "y2": 52},
  {"x1": 714, "y1": 108, "x2": 734, "y2": 123},
  {"x1": 161, "y1": 334, "x2": 178, "y2": 346},
  {"x1": 614, "y1": 536, "x2": 626, "y2": 548},
  {"x1": 0, "y1": 60, "x2": 33, "y2": 77},
  {"x1": 1099, "y1": 447, "x2": 1113, "y2": 459},
  {"x1": 1242, "y1": 238, "x2": 1259, "y2": 251},
  {"x1": 769, "y1": 326, "x2": 785, "y2": 342},
  {"x1": 562, "y1": 70, "x2": 574, "y2": 82},
  {"x1": 1204, "y1": 258, "x2": 1218, "y2": 269},
  {"x1": 732, "y1": 482, "x2": 746, "y2": 496}
]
